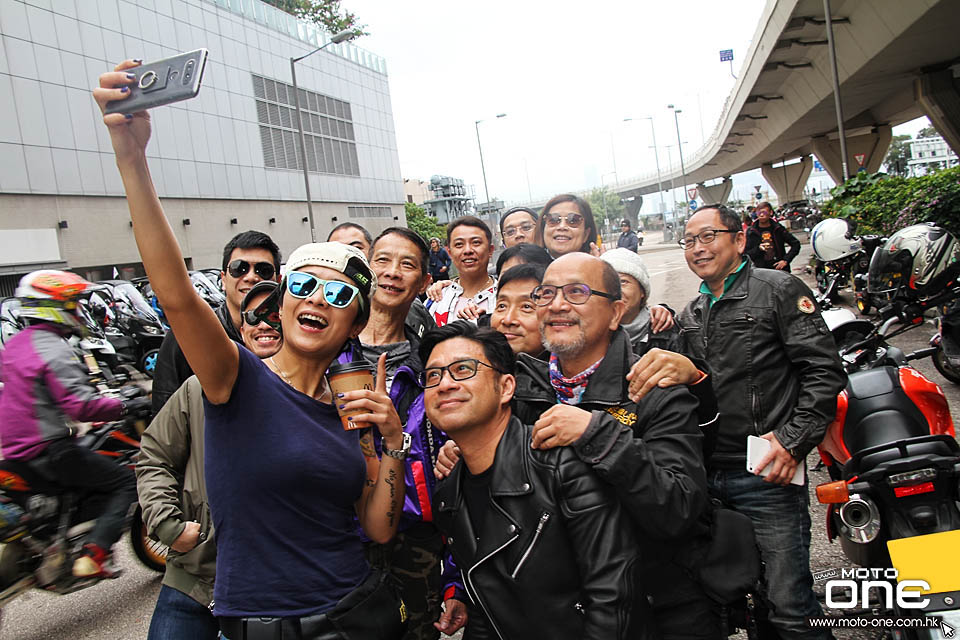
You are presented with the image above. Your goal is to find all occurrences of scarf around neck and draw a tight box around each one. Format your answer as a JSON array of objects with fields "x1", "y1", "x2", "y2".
[{"x1": 549, "y1": 353, "x2": 604, "y2": 405}]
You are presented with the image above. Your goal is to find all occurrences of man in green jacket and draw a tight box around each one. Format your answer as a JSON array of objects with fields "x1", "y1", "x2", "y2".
[{"x1": 136, "y1": 281, "x2": 282, "y2": 639}]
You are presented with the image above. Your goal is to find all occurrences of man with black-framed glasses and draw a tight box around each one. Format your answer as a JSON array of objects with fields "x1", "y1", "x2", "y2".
[
  {"x1": 663, "y1": 204, "x2": 843, "y2": 639},
  {"x1": 422, "y1": 321, "x2": 653, "y2": 639},
  {"x1": 152, "y1": 230, "x2": 281, "y2": 414}
]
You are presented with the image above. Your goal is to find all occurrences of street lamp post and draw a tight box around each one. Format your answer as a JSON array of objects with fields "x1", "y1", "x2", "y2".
[
  {"x1": 668, "y1": 105, "x2": 687, "y2": 232},
  {"x1": 624, "y1": 117, "x2": 665, "y2": 216},
  {"x1": 291, "y1": 29, "x2": 356, "y2": 242},
  {"x1": 474, "y1": 113, "x2": 506, "y2": 227}
]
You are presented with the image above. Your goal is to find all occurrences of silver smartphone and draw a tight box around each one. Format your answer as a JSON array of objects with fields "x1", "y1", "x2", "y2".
[{"x1": 105, "y1": 49, "x2": 208, "y2": 115}]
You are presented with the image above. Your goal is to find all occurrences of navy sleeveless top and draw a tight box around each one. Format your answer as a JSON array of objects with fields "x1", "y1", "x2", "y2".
[{"x1": 204, "y1": 346, "x2": 369, "y2": 616}]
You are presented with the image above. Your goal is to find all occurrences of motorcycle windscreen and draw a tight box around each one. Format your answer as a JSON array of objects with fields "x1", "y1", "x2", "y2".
[{"x1": 888, "y1": 529, "x2": 960, "y2": 595}]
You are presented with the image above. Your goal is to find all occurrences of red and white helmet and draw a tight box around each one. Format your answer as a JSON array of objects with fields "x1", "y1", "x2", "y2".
[{"x1": 16, "y1": 270, "x2": 92, "y2": 329}]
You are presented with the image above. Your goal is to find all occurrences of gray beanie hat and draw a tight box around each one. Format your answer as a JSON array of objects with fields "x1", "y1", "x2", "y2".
[{"x1": 601, "y1": 248, "x2": 651, "y2": 299}]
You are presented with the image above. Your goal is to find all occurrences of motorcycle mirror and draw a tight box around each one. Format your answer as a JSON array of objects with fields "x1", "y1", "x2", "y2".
[{"x1": 815, "y1": 480, "x2": 850, "y2": 504}]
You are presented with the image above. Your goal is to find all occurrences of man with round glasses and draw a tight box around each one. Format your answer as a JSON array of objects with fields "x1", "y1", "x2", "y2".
[
  {"x1": 665, "y1": 204, "x2": 843, "y2": 638},
  {"x1": 152, "y1": 230, "x2": 281, "y2": 415}
]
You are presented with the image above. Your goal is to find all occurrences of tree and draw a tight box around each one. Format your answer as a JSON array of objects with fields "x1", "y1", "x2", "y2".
[
  {"x1": 261, "y1": 0, "x2": 367, "y2": 37},
  {"x1": 918, "y1": 125, "x2": 939, "y2": 139},
  {"x1": 883, "y1": 134, "x2": 912, "y2": 177},
  {"x1": 586, "y1": 187, "x2": 626, "y2": 231},
  {"x1": 404, "y1": 202, "x2": 446, "y2": 243}
]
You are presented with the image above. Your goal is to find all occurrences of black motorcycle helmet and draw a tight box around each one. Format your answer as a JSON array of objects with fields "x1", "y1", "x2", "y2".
[{"x1": 867, "y1": 223, "x2": 960, "y2": 301}]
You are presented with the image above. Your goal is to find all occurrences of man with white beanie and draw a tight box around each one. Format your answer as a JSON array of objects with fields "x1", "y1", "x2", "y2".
[{"x1": 601, "y1": 248, "x2": 683, "y2": 356}]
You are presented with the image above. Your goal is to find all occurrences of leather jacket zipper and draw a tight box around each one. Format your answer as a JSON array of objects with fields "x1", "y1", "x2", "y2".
[
  {"x1": 465, "y1": 532, "x2": 519, "y2": 640},
  {"x1": 511, "y1": 512, "x2": 551, "y2": 579},
  {"x1": 751, "y1": 385, "x2": 762, "y2": 435}
]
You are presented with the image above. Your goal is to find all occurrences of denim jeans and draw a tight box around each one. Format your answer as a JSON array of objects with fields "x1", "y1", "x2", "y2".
[
  {"x1": 148, "y1": 585, "x2": 219, "y2": 640},
  {"x1": 708, "y1": 470, "x2": 828, "y2": 640}
]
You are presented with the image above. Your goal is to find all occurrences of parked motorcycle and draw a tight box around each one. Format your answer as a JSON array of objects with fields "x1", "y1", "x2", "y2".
[
  {"x1": 810, "y1": 218, "x2": 884, "y2": 313},
  {"x1": 0, "y1": 393, "x2": 166, "y2": 612},
  {"x1": 92, "y1": 281, "x2": 166, "y2": 377},
  {"x1": 815, "y1": 223, "x2": 960, "y2": 634},
  {"x1": 931, "y1": 300, "x2": 960, "y2": 385}
]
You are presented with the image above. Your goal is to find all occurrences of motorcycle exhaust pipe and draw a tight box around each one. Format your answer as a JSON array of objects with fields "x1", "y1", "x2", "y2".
[{"x1": 839, "y1": 495, "x2": 881, "y2": 544}]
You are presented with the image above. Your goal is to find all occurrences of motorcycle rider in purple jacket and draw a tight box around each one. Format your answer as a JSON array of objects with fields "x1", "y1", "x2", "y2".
[
  {"x1": 0, "y1": 271, "x2": 148, "y2": 579},
  {"x1": 338, "y1": 228, "x2": 468, "y2": 639}
]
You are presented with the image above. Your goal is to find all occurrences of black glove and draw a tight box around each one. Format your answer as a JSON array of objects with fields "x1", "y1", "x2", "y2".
[{"x1": 121, "y1": 396, "x2": 152, "y2": 417}]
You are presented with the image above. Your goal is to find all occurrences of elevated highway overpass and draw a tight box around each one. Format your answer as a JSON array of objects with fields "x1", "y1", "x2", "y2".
[{"x1": 523, "y1": 0, "x2": 960, "y2": 217}]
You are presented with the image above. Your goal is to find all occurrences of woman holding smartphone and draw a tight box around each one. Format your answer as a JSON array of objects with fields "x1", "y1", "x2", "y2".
[{"x1": 94, "y1": 60, "x2": 406, "y2": 639}]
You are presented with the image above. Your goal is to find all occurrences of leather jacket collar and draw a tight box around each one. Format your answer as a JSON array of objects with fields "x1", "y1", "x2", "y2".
[
  {"x1": 691, "y1": 258, "x2": 752, "y2": 321},
  {"x1": 435, "y1": 415, "x2": 533, "y2": 560},
  {"x1": 514, "y1": 329, "x2": 636, "y2": 408}
]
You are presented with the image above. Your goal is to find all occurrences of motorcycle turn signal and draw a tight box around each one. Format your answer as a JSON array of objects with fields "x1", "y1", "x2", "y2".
[{"x1": 816, "y1": 480, "x2": 850, "y2": 504}]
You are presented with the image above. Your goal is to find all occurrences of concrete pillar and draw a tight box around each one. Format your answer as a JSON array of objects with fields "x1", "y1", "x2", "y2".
[
  {"x1": 916, "y1": 69, "x2": 960, "y2": 157},
  {"x1": 695, "y1": 177, "x2": 733, "y2": 205},
  {"x1": 622, "y1": 195, "x2": 642, "y2": 230},
  {"x1": 811, "y1": 125, "x2": 893, "y2": 184},
  {"x1": 761, "y1": 156, "x2": 813, "y2": 204}
]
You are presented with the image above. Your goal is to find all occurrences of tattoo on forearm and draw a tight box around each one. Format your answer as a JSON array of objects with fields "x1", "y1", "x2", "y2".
[
  {"x1": 385, "y1": 468, "x2": 397, "y2": 528},
  {"x1": 359, "y1": 431, "x2": 377, "y2": 458}
]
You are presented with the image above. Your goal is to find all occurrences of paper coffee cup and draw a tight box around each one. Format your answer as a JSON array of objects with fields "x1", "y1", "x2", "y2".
[{"x1": 327, "y1": 361, "x2": 375, "y2": 430}]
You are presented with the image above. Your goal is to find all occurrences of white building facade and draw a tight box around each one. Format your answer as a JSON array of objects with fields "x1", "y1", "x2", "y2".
[
  {"x1": 908, "y1": 136, "x2": 959, "y2": 177},
  {"x1": 0, "y1": 0, "x2": 405, "y2": 293}
]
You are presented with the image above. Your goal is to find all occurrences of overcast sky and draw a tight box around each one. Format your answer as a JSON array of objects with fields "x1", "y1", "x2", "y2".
[{"x1": 347, "y1": 0, "x2": 929, "y2": 210}]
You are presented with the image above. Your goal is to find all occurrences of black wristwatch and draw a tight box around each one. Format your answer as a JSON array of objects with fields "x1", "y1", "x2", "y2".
[{"x1": 382, "y1": 432, "x2": 412, "y2": 460}]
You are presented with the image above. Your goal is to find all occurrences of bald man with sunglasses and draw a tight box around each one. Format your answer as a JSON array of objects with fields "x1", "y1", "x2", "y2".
[{"x1": 151, "y1": 231, "x2": 281, "y2": 415}]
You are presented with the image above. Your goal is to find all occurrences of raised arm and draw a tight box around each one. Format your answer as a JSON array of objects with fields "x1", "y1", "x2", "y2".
[{"x1": 93, "y1": 61, "x2": 237, "y2": 403}]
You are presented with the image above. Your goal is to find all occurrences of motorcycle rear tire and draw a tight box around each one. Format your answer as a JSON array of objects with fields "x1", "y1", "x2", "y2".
[
  {"x1": 933, "y1": 345, "x2": 960, "y2": 384},
  {"x1": 130, "y1": 506, "x2": 167, "y2": 573}
]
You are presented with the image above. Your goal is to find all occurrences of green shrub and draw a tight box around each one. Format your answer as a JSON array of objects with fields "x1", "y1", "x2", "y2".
[{"x1": 821, "y1": 167, "x2": 960, "y2": 236}]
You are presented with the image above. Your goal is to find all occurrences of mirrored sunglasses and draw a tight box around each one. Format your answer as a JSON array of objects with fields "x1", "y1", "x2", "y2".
[{"x1": 285, "y1": 271, "x2": 360, "y2": 308}]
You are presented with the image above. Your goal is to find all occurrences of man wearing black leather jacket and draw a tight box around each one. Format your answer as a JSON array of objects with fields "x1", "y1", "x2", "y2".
[
  {"x1": 511, "y1": 253, "x2": 719, "y2": 639},
  {"x1": 671, "y1": 205, "x2": 844, "y2": 639},
  {"x1": 151, "y1": 231, "x2": 280, "y2": 414},
  {"x1": 423, "y1": 322, "x2": 653, "y2": 640}
]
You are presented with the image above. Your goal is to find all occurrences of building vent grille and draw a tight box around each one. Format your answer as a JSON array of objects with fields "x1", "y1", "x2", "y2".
[{"x1": 253, "y1": 74, "x2": 360, "y2": 177}]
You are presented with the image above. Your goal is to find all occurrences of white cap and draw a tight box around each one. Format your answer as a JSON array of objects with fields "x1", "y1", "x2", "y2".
[
  {"x1": 285, "y1": 242, "x2": 377, "y2": 301},
  {"x1": 601, "y1": 248, "x2": 651, "y2": 298}
]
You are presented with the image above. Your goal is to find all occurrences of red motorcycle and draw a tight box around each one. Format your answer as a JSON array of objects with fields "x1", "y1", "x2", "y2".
[
  {"x1": 0, "y1": 405, "x2": 167, "y2": 613},
  {"x1": 815, "y1": 223, "x2": 960, "y2": 636}
]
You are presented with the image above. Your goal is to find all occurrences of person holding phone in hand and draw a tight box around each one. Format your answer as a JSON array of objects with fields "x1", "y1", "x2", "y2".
[{"x1": 95, "y1": 59, "x2": 407, "y2": 640}]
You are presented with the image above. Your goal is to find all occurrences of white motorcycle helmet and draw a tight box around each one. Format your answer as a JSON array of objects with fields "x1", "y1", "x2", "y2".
[{"x1": 811, "y1": 218, "x2": 861, "y2": 262}]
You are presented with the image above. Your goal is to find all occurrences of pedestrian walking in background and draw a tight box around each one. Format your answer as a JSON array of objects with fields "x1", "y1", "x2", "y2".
[
  {"x1": 617, "y1": 219, "x2": 639, "y2": 252},
  {"x1": 427, "y1": 237, "x2": 451, "y2": 284}
]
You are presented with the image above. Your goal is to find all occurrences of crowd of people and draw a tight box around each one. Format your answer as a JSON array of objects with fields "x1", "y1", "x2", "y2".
[{"x1": 0, "y1": 60, "x2": 847, "y2": 640}]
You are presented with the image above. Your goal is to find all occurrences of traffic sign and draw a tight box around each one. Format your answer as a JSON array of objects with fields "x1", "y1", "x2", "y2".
[
  {"x1": 689, "y1": 199, "x2": 698, "y2": 210},
  {"x1": 720, "y1": 49, "x2": 734, "y2": 62},
  {"x1": 687, "y1": 187, "x2": 697, "y2": 199},
  {"x1": 854, "y1": 153, "x2": 866, "y2": 166},
  {"x1": 755, "y1": 192, "x2": 763, "y2": 200}
]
